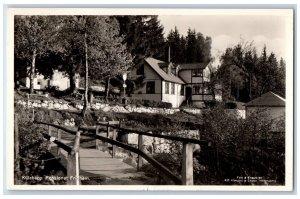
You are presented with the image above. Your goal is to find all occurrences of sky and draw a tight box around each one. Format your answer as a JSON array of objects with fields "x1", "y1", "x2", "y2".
[{"x1": 158, "y1": 11, "x2": 293, "y2": 67}]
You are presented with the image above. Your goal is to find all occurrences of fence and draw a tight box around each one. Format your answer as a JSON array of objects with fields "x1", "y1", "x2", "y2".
[{"x1": 32, "y1": 121, "x2": 211, "y2": 185}]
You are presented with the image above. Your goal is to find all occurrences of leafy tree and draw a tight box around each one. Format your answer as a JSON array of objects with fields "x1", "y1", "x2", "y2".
[
  {"x1": 14, "y1": 16, "x2": 59, "y2": 93},
  {"x1": 55, "y1": 16, "x2": 132, "y2": 116}
]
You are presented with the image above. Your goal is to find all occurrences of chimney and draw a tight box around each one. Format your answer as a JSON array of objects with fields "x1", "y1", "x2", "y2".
[
  {"x1": 165, "y1": 44, "x2": 171, "y2": 63},
  {"x1": 175, "y1": 65, "x2": 180, "y2": 76}
]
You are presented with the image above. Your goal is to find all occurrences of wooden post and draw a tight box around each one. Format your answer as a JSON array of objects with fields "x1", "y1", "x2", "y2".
[
  {"x1": 47, "y1": 125, "x2": 53, "y2": 151},
  {"x1": 57, "y1": 129, "x2": 62, "y2": 159},
  {"x1": 112, "y1": 129, "x2": 117, "y2": 158},
  {"x1": 95, "y1": 125, "x2": 100, "y2": 150},
  {"x1": 67, "y1": 131, "x2": 81, "y2": 185},
  {"x1": 137, "y1": 134, "x2": 143, "y2": 170},
  {"x1": 14, "y1": 114, "x2": 20, "y2": 184},
  {"x1": 106, "y1": 123, "x2": 110, "y2": 147},
  {"x1": 109, "y1": 121, "x2": 120, "y2": 158},
  {"x1": 96, "y1": 122, "x2": 109, "y2": 151},
  {"x1": 182, "y1": 142, "x2": 194, "y2": 185},
  {"x1": 32, "y1": 109, "x2": 35, "y2": 121},
  {"x1": 27, "y1": 94, "x2": 29, "y2": 107},
  {"x1": 48, "y1": 125, "x2": 52, "y2": 136}
]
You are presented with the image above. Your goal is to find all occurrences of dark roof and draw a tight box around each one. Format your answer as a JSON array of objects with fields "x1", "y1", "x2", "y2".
[
  {"x1": 245, "y1": 91, "x2": 285, "y2": 107},
  {"x1": 145, "y1": 58, "x2": 185, "y2": 84},
  {"x1": 179, "y1": 63, "x2": 208, "y2": 70}
]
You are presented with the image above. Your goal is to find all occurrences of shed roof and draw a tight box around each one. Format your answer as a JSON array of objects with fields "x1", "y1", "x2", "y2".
[
  {"x1": 145, "y1": 57, "x2": 185, "y2": 84},
  {"x1": 245, "y1": 91, "x2": 285, "y2": 107}
]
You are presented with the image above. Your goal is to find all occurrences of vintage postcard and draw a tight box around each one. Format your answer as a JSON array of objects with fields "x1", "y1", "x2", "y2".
[{"x1": 6, "y1": 7, "x2": 294, "y2": 191}]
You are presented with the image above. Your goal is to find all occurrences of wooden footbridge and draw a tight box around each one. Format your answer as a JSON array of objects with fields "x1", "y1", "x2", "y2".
[{"x1": 34, "y1": 120, "x2": 211, "y2": 185}]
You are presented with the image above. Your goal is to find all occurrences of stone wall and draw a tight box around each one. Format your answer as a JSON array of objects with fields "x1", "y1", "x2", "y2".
[
  {"x1": 16, "y1": 99, "x2": 201, "y2": 115},
  {"x1": 122, "y1": 130, "x2": 200, "y2": 154}
]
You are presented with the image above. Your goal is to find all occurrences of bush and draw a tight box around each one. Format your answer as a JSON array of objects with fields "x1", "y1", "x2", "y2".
[
  {"x1": 14, "y1": 105, "x2": 66, "y2": 185},
  {"x1": 196, "y1": 104, "x2": 285, "y2": 185}
]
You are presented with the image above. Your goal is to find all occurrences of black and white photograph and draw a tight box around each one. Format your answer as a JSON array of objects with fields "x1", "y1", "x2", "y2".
[{"x1": 7, "y1": 8, "x2": 294, "y2": 191}]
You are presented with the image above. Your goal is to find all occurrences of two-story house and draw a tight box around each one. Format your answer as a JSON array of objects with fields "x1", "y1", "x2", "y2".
[
  {"x1": 178, "y1": 63, "x2": 214, "y2": 107},
  {"x1": 130, "y1": 57, "x2": 215, "y2": 108},
  {"x1": 131, "y1": 57, "x2": 186, "y2": 108}
]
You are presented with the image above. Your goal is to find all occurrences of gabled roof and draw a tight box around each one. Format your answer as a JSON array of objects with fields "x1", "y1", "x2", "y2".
[
  {"x1": 245, "y1": 91, "x2": 285, "y2": 107},
  {"x1": 145, "y1": 57, "x2": 185, "y2": 84},
  {"x1": 179, "y1": 63, "x2": 208, "y2": 70}
]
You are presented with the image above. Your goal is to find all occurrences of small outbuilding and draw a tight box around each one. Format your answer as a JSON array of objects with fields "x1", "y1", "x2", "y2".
[{"x1": 244, "y1": 91, "x2": 285, "y2": 131}]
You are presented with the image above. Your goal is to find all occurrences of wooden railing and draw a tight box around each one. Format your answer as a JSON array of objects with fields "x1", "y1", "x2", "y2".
[
  {"x1": 37, "y1": 121, "x2": 81, "y2": 185},
  {"x1": 35, "y1": 121, "x2": 211, "y2": 185}
]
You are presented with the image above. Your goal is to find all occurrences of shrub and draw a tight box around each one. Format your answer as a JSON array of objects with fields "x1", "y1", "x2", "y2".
[
  {"x1": 196, "y1": 104, "x2": 285, "y2": 185},
  {"x1": 15, "y1": 105, "x2": 66, "y2": 185}
]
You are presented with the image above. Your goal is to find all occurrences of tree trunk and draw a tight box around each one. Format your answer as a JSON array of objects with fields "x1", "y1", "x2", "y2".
[
  {"x1": 105, "y1": 77, "x2": 110, "y2": 102},
  {"x1": 82, "y1": 31, "x2": 89, "y2": 117},
  {"x1": 69, "y1": 68, "x2": 78, "y2": 94},
  {"x1": 29, "y1": 48, "x2": 37, "y2": 94}
]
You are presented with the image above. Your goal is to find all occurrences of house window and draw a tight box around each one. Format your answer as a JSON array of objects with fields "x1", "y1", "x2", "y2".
[
  {"x1": 137, "y1": 64, "x2": 144, "y2": 75},
  {"x1": 171, "y1": 83, "x2": 175, "y2": 94},
  {"x1": 192, "y1": 84, "x2": 202, "y2": 95},
  {"x1": 180, "y1": 85, "x2": 184, "y2": 96},
  {"x1": 146, "y1": 81, "x2": 155, "y2": 94},
  {"x1": 192, "y1": 69, "x2": 203, "y2": 77},
  {"x1": 165, "y1": 82, "x2": 169, "y2": 94}
]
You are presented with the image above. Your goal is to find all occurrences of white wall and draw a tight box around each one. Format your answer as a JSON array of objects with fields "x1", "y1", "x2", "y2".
[
  {"x1": 133, "y1": 79, "x2": 161, "y2": 94},
  {"x1": 131, "y1": 93, "x2": 161, "y2": 102},
  {"x1": 132, "y1": 63, "x2": 162, "y2": 102},
  {"x1": 178, "y1": 69, "x2": 204, "y2": 83},
  {"x1": 50, "y1": 70, "x2": 70, "y2": 91},
  {"x1": 25, "y1": 74, "x2": 49, "y2": 90},
  {"x1": 203, "y1": 67, "x2": 211, "y2": 82},
  {"x1": 162, "y1": 81, "x2": 185, "y2": 108},
  {"x1": 191, "y1": 76, "x2": 203, "y2": 84},
  {"x1": 23, "y1": 71, "x2": 72, "y2": 91}
]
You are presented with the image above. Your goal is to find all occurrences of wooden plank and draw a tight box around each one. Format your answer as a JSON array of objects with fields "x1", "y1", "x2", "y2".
[
  {"x1": 79, "y1": 148, "x2": 144, "y2": 179},
  {"x1": 89, "y1": 133, "x2": 181, "y2": 185},
  {"x1": 182, "y1": 142, "x2": 194, "y2": 185},
  {"x1": 137, "y1": 134, "x2": 143, "y2": 170}
]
